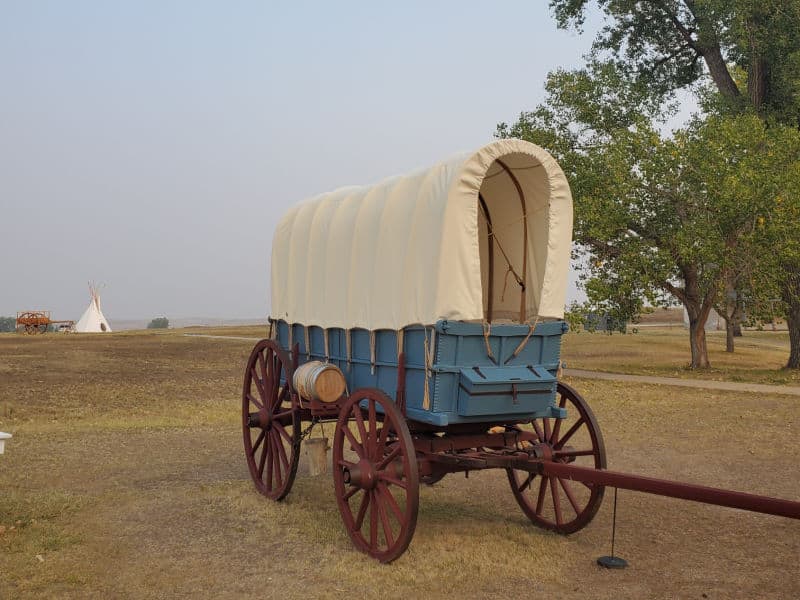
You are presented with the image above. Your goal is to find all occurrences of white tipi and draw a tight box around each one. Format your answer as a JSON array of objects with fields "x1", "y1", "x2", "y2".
[{"x1": 75, "y1": 283, "x2": 112, "y2": 333}]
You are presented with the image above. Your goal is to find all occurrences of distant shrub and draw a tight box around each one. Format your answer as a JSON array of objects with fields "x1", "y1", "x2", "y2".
[
  {"x1": 147, "y1": 317, "x2": 169, "y2": 329},
  {"x1": 0, "y1": 316, "x2": 15, "y2": 333}
]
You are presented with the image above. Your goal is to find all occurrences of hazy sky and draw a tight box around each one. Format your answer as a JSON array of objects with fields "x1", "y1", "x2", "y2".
[{"x1": 1, "y1": 1, "x2": 603, "y2": 320}]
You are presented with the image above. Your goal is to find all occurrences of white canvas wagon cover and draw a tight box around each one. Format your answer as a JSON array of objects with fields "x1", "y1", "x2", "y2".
[{"x1": 270, "y1": 139, "x2": 573, "y2": 330}]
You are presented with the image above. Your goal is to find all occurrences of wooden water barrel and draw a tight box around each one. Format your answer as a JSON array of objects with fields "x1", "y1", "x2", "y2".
[{"x1": 293, "y1": 361, "x2": 346, "y2": 403}]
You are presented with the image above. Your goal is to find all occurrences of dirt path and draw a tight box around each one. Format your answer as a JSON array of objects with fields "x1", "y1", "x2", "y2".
[{"x1": 564, "y1": 368, "x2": 800, "y2": 397}]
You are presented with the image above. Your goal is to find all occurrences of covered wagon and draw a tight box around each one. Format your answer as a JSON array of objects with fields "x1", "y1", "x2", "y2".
[{"x1": 241, "y1": 139, "x2": 800, "y2": 563}]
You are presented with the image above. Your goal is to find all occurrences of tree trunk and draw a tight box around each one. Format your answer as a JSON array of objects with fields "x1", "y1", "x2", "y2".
[
  {"x1": 781, "y1": 263, "x2": 800, "y2": 369},
  {"x1": 688, "y1": 314, "x2": 711, "y2": 368},
  {"x1": 699, "y1": 44, "x2": 741, "y2": 101},
  {"x1": 781, "y1": 264, "x2": 800, "y2": 369},
  {"x1": 725, "y1": 318, "x2": 735, "y2": 353},
  {"x1": 788, "y1": 309, "x2": 800, "y2": 369},
  {"x1": 682, "y1": 266, "x2": 715, "y2": 369}
]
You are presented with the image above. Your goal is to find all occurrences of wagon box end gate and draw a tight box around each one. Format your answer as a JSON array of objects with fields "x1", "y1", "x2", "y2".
[{"x1": 240, "y1": 139, "x2": 800, "y2": 564}]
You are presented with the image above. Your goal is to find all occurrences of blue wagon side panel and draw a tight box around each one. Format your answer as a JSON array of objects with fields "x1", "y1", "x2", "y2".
[{"x1": 274, "y1": 319, "x2": 567, "y2": 427}]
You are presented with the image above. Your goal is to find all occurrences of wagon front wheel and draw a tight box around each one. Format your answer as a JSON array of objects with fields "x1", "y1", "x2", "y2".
[
  {"x1": 242, "y1": 339, "x2": 300, "y2": 500},
  {"x1": 333, "y1": 388, "x2": 419, "y2": 563},
  {"x1": 507, "y1": 382, "x2": 606, "y2": 534}
]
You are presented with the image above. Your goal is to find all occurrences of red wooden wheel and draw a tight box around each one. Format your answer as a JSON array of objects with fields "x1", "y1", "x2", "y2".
[
  {"x1": 333, "y1": 388, "x2": 419, "y2": 563},
  {"x1": 507, "y1": 382, "x2": 606, "y2": 534},
  {"x1": 242, "y1": 339, "x2": 300, "y2": 500}
]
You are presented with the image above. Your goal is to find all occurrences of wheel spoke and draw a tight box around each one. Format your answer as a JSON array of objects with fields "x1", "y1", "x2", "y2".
[
  {"x1": 376, "y1": 492, "x2": 394, "y2": 548},
  {"x1": 354, "y1": 490, "x2": 370, "y2": 530},
  {"x1": 369, "y1": 490, "x2": 378, "y2": 549},
  {"x1": 265, "y1": 437, "x2": 274, "y2": 491},
  {"x1": 559, "y1": 477, "x2": 581, "y2": 516},
  {"x1": 258, "y1": 352, "x2": 269, "y2": 398},
  {"x1": 270, "y1": 355, "x2": 281, "y2": 404},
  {"x1": 272, "y1": 435, "x2": 283, "y2": 489},
  {"x1": 376, "y1": 444, "x2": 401, "y2": 471},
  {"x1": 376, "y1": 421, "x2": 392, "y2": 455},
  {"x1": 367, "y1": 399, "x2": 377, "y2": 456},
  {"x1": 531, "y1": 420, "x2": 545, "y2": 442},
  {"x1": 379, "y1": 473, "x2": 407, "y2": 490},
  {"x1": 250, "y1": 430, "x2": 266, "y2": 456},
  {"x1": 343, "y1": 425, "x2": 365, "y2": 459},
  {"x1": 535, "y1": 476, "x2": 548, "y2": 514},
  {"x1": 343, "y1": 485, "x2": 360, "y2": 501},
  {"x1": 550, "y1": 476, "x2": 563, "y2": 526},
  {"x1": 273, "y1": 421, "x2": 293, "y2": 445},
  {"x1": 554, "y1": 417, "x2": 585, "y2": 450},
  {"x1": 353, "y1": 404, "x2": 369, "y2": 448},
  {"x1": 518, "y1": 471, "x2": 535, "y2": 493},
  {"x1": 273, "y1": 409, "x2": 294, "y2": 422},
  {"x1": 378, "y1": 482, "x2": 404, "y2": 524},
  {"x1": 251, "y1": 367, "x2": 265, "y2": 399},
  {"x1": 246, "y1": 392, "x2": 263, "y2": 410},
  {"x1": 274, "y1": 431, "x2": 290, "y2": 472},
  {"x1": 258, "y1": 440, "x2": 268, "y2": 479},
  {"x1": 550, "y1": 416, "x2": 563, "y2": 443},
  {"x1": 543, "y1": 418, "x2": 551, "y2": 443}
]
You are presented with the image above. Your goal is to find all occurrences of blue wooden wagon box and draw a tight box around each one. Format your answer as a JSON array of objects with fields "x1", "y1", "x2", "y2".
[{"x1": 275, "y1": 319, "x2": 568, "y2": 427}]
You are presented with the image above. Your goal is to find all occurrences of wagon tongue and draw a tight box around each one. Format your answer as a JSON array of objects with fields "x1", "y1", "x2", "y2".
[{"x1": 534, "y1": 460, "x2": 800, "y2": 520}]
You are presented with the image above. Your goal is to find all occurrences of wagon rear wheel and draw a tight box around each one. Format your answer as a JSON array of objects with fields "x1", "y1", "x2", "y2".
[
  {"x1": 333, "y1": 388, "x2": 419, "y2": 563},
  {"x1": 242, "y1": 339, "x2": 300, "y2": 500},
  {"x1": 507, "y1": 382, "x2": 606, "y2": 534}
]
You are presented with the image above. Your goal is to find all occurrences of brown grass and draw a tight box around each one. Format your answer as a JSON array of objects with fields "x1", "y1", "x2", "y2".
[
  {"x1": 563, "y1": 327, "x2": 800, "y2": 385},
  {"x1": 0, "y1": 331, "x2": 798, "y2": 598}
]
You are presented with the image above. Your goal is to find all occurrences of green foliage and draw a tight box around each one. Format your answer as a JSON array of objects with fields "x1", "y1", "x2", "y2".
[
  {"x1": 499, "y1": 2, "x2": 800, "y2": 367},
  {"x1": 563, "y1": 302, "x2": 586, "y2": 334},
  {"x1": 548, "y1": 0, "x2": 800, "y2": 123},
  {"x1": 0, "y1": 316, "x2": 16, "y2": 333},
  {"x1": 147, "y1": 317, "x2": 169, "y2": 330}
]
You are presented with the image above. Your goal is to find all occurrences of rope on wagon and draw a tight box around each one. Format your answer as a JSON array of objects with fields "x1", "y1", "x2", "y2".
[
  {"x1": 504, "y1": 316, "x2": 540, "y2": 365},
  {"x1": 369, "y1": 330, "x2": 376, "y2": 375},
  {"x1": 396, "y1": 329, "x2": 404, "y2": 360},
  {"x1": 422, "y1": 327, "x2": 436, "y2": 410},
  {"x1": 304, "y1": 326, "x2": 311, "y2": 360},
  {"x1": 267, "y1": 319, "x2": 275, "y2": 340},
  {"x1": 482, "y1": 321, "x2": 497, "y2": 364},
  {"x1": 478, "y1": 211, "x2": 525, "y2": 296},
  {"x1": 323, "y1": 328, "x2": 330, "y2": 362},
  {"x1": 288, "y1": 323, "x2": 294, "y2": 350},
  {"x1": 345, "y1": 328, "x2": 352, "y2": 370}
]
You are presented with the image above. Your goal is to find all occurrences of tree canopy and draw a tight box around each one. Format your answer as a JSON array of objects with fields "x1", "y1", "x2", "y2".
[
  {"x1": 499, "y1": 2, "x2": 800, "y2": 367},
  {"x1": 147, "y1": 317, "x2": 169, "y2": 330}
]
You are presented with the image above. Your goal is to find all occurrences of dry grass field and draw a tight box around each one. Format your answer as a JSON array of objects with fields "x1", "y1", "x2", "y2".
[
  {"x1": 563, "y1": 327, "x2": 800, "y2": 386},
  {"x1": 1, "y1": 329, "x2": 798, "y2": 599}
]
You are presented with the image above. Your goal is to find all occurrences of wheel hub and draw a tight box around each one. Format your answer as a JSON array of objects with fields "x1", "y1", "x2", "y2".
[
  {"x1": 246, "y1": 409, "x2": 272, "y2": 430},
  {"x1": 343, "y1": 459, "x2": 378, "y2": 489}
]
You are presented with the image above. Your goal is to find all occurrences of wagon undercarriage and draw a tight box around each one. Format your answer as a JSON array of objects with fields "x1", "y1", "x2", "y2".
[{"x1": 241, "y1": 338, "x2": 800, "y2": 563}]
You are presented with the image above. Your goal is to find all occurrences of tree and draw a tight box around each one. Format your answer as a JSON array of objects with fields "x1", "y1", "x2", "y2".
[
  {"x1": 540, "y1": 0, "x2": 800, "y2": 368},
  {"x1": 499, "y1": 65, "x2": 713, "y2": 368},
  {"x1": 147, "y1": 317, "x2": 169, "y2": 329},
  {"x1": 0, "y1": 317, "x2": 15, "y2": 333}
]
